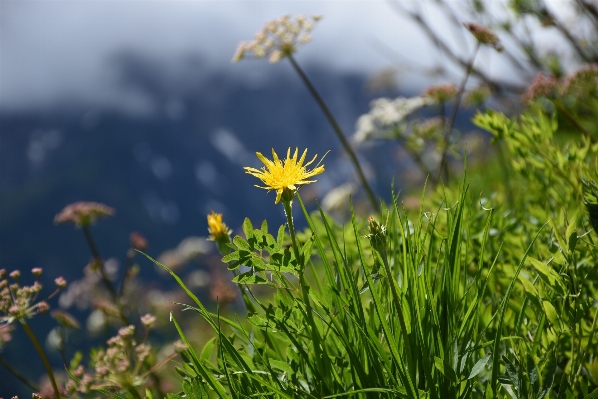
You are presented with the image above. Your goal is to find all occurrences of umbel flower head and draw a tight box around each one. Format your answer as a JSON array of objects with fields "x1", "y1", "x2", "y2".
[
  {"x1": 244, "y1": 148, "x2": 325, "y2": 204},
  {"x1": 55, "y1": 201, "x2": 115, "y2": 227},
  {"x1": 232, "y1": 14, "x2": 322, "y2": 64}
]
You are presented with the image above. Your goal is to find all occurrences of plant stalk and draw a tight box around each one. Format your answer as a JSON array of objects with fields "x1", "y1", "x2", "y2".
[
  {"x1": 282, "y1": 198, "x2": 327, "y2": 395},
  {"x1": 22, "y1": 321, "x2": 61, "y2": 398},
  {"x1": 288, "y1": 55, "x2": 379, "y2": 213},
  {"x1": 0, "y1": 353, "x2": 41, "y2": 392},
  {"x1": 82, "y1": 225, "x2": 130, "y2": 325},
  {"x1": 437, "y1": 41, "x2": 481, "y2": 184}
]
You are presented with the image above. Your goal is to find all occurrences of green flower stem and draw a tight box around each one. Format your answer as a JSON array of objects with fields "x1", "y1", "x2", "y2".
[
  {"x1": 436, "y1": 41, "x2": 481, "y2": 184},
  {"x1": 21, "y1": 321, "x2": 60, "y2": 398},
  {"x1": 82, "y1": 225, "x2": 130, "y2": 326},
  {"x1": 288, "y1": 55, "x2": 380, "y2": 213},
  {"x1": 0, "y1": 353, "x2": 41, "y2": 392},
  {"x1": 282, "y1": 198, "x2": 326, "y2": 394}
]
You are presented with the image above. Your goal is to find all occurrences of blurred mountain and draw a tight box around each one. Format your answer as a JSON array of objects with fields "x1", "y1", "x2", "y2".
[{"x1": 0, "y1": 51, "x2": 387, "y2": 280}]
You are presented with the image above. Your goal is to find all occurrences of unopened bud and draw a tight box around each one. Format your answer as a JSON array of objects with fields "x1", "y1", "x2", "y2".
[{"x1": 367, "y1": 217, "x2": 388, "y2": 253}]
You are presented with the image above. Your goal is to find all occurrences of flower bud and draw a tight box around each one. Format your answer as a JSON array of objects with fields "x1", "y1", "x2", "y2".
[{"x1": 367, "y1": 217, "x2": 388, "y2": 253}]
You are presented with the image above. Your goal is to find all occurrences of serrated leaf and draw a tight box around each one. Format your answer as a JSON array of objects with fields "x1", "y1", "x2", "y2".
[
  {"x1": 468, "y1": 352, "x2": 491, "y2": 380},
  {"x1": 233, "y1": 235, "x2": 252, "y2": 251},
  {"x1": 302, "y1": 237, "x2": 314, "y2": 262},
  {"x1": 232, "y1": 271, "x2": 269, "y2": 284},
  {"x1": 538, "y1": 350, "x2": 556, "y2": 399},
  {"x1": 183, "y1": 378, "x2": 209, "y2": 399},
  {"x1": 242, "y1": 217, "x2": 254, "y2": 239},
  {"x1": 221, "y1": 251, "x2": 240, "y2": 263},
  {"x1": 276, "y1": 224, "x2": 286, "y2": 250},
  {"x1": 265, "y1": 233, "x2": 277, "y2": 249},
  {"x1": 261, "y1": 219, "x2": 268, "y2": 234}
]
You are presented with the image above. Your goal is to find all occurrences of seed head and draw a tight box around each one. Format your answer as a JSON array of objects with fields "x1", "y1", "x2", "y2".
[
  {"x1": 51, "y1": 310, "x2": 81, "y2": 329},
  {"x1": 129, "y1": 232, "x2": 149, "y2": 251},
  {"x1": 463, "y1": 22, "x2": 502, "y2": 51}
]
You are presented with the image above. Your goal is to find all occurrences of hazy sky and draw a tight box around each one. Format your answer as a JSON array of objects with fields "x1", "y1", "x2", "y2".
[
  {"x1": 1, "y1": 1, "x2": 445, "y2": 111},
  {"x1": 3, "y1": 0, "x2": 571, "y2": 112}
]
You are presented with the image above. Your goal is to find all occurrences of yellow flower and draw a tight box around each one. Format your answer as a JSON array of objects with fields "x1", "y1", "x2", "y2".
[
  {"x1": 207, "y1": 212, "x2": 231, "y2": 242},
  {"x1": 244, "y1": 148, "x2": 325, "y2": 204}
]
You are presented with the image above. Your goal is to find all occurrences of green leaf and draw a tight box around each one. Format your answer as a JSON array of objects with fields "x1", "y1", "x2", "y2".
[
  {"x1": 566, "y1": 219, "x2": 577, "y2": 253},
  {"x1": 165, "y1": 394, "x2": 183, "y2": 399},
  {"x1": 302, "y1": 236, "x2": 314, "y2": 261},
  {"x1": 542, "y1": 300, "x2": 561, "y2": 331},
  {"x1": 200, "y1": 336, "x2": 217, "y2": 362},
  {"x1": 242, "y1": 217, "x2": 254, "y2": 240},
  {"x1": 276, "y1": 224, "x2": 286, "y2": 251},
  {"x1": 527, "y1": 257, "x2": 566, "y2": 296},
  {"x1": 518, "y1": 274, "x2": 539, "y2": 297},
  {"x1": 434, "y1": 356, "x2": 458, "y2": 382},
  {"x1": 232, "y1": 271, "x2": 269, "y2": 284},
  {"x1": 221, "y1": 251, "x2": 240, "y2": 263},
  {"x1": 468, "y1": 352, "x2": 491, "y2": 380},
  {"x1": 538, "y1": 349, "x2": 557, "y2": 399},
  {"x1": 269, "y1": 359, "x2": 294, "y2": 375},
  {"x1": 183, "y1": 378, "x2": 209, "y2": 399},
  {"x1": 233, "y1": 235, "x2": 252, "y2": 251}
]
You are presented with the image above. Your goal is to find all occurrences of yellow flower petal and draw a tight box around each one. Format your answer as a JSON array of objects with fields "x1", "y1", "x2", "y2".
[{"x1": 244, "y1": 147, "x2": 326, "y2": 204}]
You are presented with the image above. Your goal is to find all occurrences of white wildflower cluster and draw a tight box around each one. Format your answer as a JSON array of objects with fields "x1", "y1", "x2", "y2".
[
  {"x1": 353, "y1": 96, "x2": 432, "y2": 144},
  {"x1": 232, "y1": 15, "x2": 322, "y2": 64}
]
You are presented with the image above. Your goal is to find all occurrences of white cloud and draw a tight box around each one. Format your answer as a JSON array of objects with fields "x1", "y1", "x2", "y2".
[{"x1": 1, "y1": 1, "x2": 433, "y2": 110}]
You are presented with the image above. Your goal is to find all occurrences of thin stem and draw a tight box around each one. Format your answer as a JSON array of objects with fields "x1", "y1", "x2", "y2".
[
  {"x1": 282, "y1": 198, "x2": 327, "y2": 395},
  {"x1": 118, "y1": 249, "x2": 136, "y2": 299},
  {"x1": 0, "y1": 353, "x2": 41, "y2": 392},
  {"x1": 21, "y1": 321, "x2": 61, "y2": 398},
  {"x1": 82, "y1": 225, "x2": 130, "y2": 325},
  {"x1": 554, "y1": 103, "x2": 595, "y2": 143},
  {"x1": 436, "y1": 41, "x2": 481, "y2": 184},
  {"x1": 287, "y1": 55, "x2": 380, "y2": 213}
]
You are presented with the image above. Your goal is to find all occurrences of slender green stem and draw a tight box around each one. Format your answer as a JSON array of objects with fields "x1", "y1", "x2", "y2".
[
  {"x1": 437, "y1": 41, "x2": 481, "y2": 184},
  {"x1": 287, "y1": 55, "x2": 380, "y2": 213},
  {"x1": 0, "y1": 353, "x2": 41, "y2": 392},
  {"x1": 282, "y1": 198, "x2": 327, "y2": 395},
  {"x1": 21, "y1": 321, "x2": 61, "y2": 398},
  {"x1": 82, "y1": 225, "x2": 130, "y2": 326}
]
